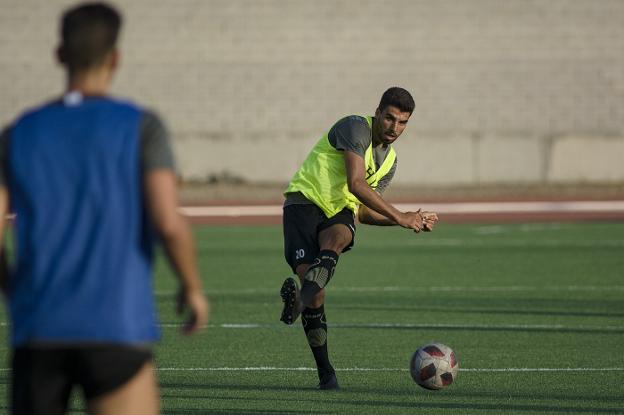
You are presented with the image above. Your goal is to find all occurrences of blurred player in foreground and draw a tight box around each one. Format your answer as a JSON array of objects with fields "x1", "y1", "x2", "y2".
[
  {"x1": 280, "y1": 87, "x2": 438, "y2": 389},
  {"x1": 0, "y1": 3, "x2": 209, "y2": 414}
]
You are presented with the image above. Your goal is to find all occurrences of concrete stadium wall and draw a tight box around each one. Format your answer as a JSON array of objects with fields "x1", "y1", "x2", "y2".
[{"x1": 1, "y1": 0, "x2": 623, "y2": 186}]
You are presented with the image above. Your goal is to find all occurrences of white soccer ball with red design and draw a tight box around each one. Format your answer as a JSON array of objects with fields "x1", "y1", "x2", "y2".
[{"x1": 410, "y1": 342, "x2": 459, "y2": 390}]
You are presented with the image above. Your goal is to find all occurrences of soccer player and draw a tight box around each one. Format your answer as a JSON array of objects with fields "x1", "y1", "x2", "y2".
[
  {"x1": 0, "y1": 3, "x2": 209, "y2": 414},
  {"x1": 280, "y1": 87, "x2": 438, "y2": 389}
]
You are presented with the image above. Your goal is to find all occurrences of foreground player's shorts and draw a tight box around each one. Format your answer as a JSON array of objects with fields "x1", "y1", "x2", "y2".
[{"x1": 11, "y1": 344, "x2": 153, "y2": 415}]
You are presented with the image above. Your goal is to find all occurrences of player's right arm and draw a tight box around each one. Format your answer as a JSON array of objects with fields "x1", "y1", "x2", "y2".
[
  {"x1": 144, "y1": 169, "x2": 209, "y2": 334},
  {"x1": 344, "y1": 150, "x2": 426, "y2": 232}
]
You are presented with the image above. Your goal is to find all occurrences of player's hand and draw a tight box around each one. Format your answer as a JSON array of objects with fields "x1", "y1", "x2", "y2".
[
  {"x1": 176, "y1": 287, "x2": 210, "y2": 335},
  {"x1": 420, "y1": 211, "x2": 439, "y2": 232},
  {"x1": 398, "y1": 210, "x2": 439, "y2": 233},
  {"x1": 397, "y1": 211, "x2": 425, "y2": 232}
]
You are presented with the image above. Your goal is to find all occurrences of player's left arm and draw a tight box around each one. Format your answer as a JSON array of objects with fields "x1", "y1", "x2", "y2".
[
  {"x1": 357, "y1": 159, "x2": 438, "y2": 230},
  {"x1": 359, "y1": 203, "x2": 438, "y2": 230},
  {"x1": 357, "y1": 204, "x2": 397, "y2": 226},
  {"x1": 357, "y1": 158, "x2": 398, "y2": 226},
  {"x1": 140, "y1": 111, "x2": 209, "y2": 334}
]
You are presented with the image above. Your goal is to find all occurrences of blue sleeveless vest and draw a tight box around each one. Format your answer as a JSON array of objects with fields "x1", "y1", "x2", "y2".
[{"x1": 7, "y1": 95, "x2": 160, "y2": 346}]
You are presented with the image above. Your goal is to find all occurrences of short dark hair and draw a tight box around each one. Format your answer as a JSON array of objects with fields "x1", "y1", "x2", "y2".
[
  {"x1": 378, "y1": 87, "x2": 415, "y2": 114},
  {"x1": 59, "y1": 2, "x2": 122, "y2": 72}
]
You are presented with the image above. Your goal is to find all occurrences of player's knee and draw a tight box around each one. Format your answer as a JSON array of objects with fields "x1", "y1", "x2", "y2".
[
  {"x1": 310, "y1": 289, "x2": 325, "y2": 308},
  {"x1": 319, "y1": 226, "x2": 352, "y2": 253},
  {"x1": 320, "y1": 235, "x2": 350, "y2": 253},
  {"x1": 323, "y1": 241, "x2": 347, "y2": 253}
]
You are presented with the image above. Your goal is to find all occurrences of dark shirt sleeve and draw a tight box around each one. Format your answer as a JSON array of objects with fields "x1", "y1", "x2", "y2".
[
  {"x1": 140, "y1": 110, "x2": 175, "y2": 172},
  {"x1": 327, "y1": 116, "x2": 371, "y2": 158},
  {"x1": 375, "y1": 157, "x2": 397, "y2": 195},
  {"x1": 0, "y1": 127, "x2": 9, "y2": 187}
]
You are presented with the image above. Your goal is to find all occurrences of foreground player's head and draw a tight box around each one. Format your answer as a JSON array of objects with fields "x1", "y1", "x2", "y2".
[
  {"x1": 373, "y1": 87, "x2": 415, "y2": 147},
  {"x1": 57, "y1": 2, "x2": 122, "y2": 77}
]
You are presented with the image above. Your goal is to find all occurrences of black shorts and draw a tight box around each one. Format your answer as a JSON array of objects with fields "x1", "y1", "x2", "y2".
[
  {"x1": 11, "y1": 344, "x2": 153, "y2": 415},
  {"x1": 283, "y1": 204, "x2": 356, "y2": 273}
]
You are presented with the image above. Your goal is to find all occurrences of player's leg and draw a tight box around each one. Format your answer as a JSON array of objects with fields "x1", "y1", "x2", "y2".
[
  {"x1": 297, "y1": 223, "x2": 352, "y2": 390},
  {"x1": 11, "y1": 347, "x2": 73, "y2": 415},
  {"x1": 280, "y1": 204, "x2": 322, "y2": 325},
  {"x1": 86, "y1": 362, "x2": 159, "y2": 415},
  {"x1": 299, "y1": 206, "x2": 356, "y2": 308},
  {"x1": 77, "y1": 345, "x2": 158, "y2": 415},
  {"x1": 281, "y1": 206, "x2": 355, "y2": 389},
  {"x1": 281, "y1": 210, "x2": 353, "y2": 323},
  {"x1": 297, "y1": 209, "x2": 356, "y2": 390},
  {"x1": 294, "y1": 263, "x2": 323, "y2": 305},
  {"x1": 299, "y1": 223, "x2": 352, "y2": 307}
]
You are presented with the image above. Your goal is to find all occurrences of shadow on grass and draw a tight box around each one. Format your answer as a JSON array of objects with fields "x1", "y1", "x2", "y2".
[
  {"x1": 162, "y1": 409, "x2": 319, "y2": 415},
  {"x1": 329, "y1": 322, "x2": 624, "y2": 335},
  {"x1": 160, "y1": 386, "x2": 335, "y2": 414},
  {"x1": 0, "y1": 405, "x2": 324, "y2": 415},
  {"x1": 333, "y1": 303, "x2": 624, "y2": 320},
  {"x1": 346, "y1": 398, "x2": 622, "y2": 414},
  {"x1": 160, "y1": 381, "x2": 316, "y2": 394},
  {"x1": 451, "y1": 390, "x2": 624, "y2": 405},
  {"x1": 348, "y1": 385, "x2": 624, "y2": 405},
  {"x1": 157, "y1": 388, "x2": 623, "y2": 415}
]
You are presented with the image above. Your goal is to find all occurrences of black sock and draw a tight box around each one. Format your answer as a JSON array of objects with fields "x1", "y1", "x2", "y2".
[
  {"x1": 302, "y1": 305, "x2": 334, "y2": 380},
  {"x1": 300, "y1": 250, "x2": 339, "y2": 306}
]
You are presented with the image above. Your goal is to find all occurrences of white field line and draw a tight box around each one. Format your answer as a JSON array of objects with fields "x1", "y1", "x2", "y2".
[
  {"x1": 178, "y1": 201, "x2": 624, "y2": 217},
  {"x1": 1, "y1": 322, "x2": 622, "y2": 331},
  {"x1": 0, "y1": 366, "x2": 622, "y2": 373},
  {"x1": 154, "y1": 367, "x2": 624, "y2": 373},
  {"x1": 159, "y1": 322, "x2": 624, "y2": 331},
  {"x1": 315, "y1": 285, "x2": 624, "y2": 293},
  {"x1": 398, "y1": 238, "x2": 624, "y2": 247},
  {"x1": 153, "y1": 285, "x2": 624, "y2": 296}
]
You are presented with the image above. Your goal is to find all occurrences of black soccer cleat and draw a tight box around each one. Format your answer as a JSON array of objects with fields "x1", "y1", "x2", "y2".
[
  {"x1": 279, "y1": 277, "x2": 301, "y2": 325},
  {"x1": 318, "y1": 373, "x2": 340, "y2": 390}
]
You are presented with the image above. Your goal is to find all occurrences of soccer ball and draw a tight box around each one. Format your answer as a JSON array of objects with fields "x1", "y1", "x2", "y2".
[{"x1": 410, "y1": 342, "x2": 459, "y2": 390}]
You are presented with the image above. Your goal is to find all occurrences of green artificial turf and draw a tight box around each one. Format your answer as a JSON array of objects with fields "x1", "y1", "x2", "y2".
[{"x1": 1, "y1": 222, "x2": 623, "y2": 414}]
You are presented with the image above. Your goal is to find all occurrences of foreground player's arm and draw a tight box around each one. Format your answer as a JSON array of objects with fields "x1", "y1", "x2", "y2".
[
  {"x1": 140, "y1": 111, "x2": 208, "y2": 334},
  {"x1": 144, "y1": 169, "x2": 209, "y2": 334}
]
